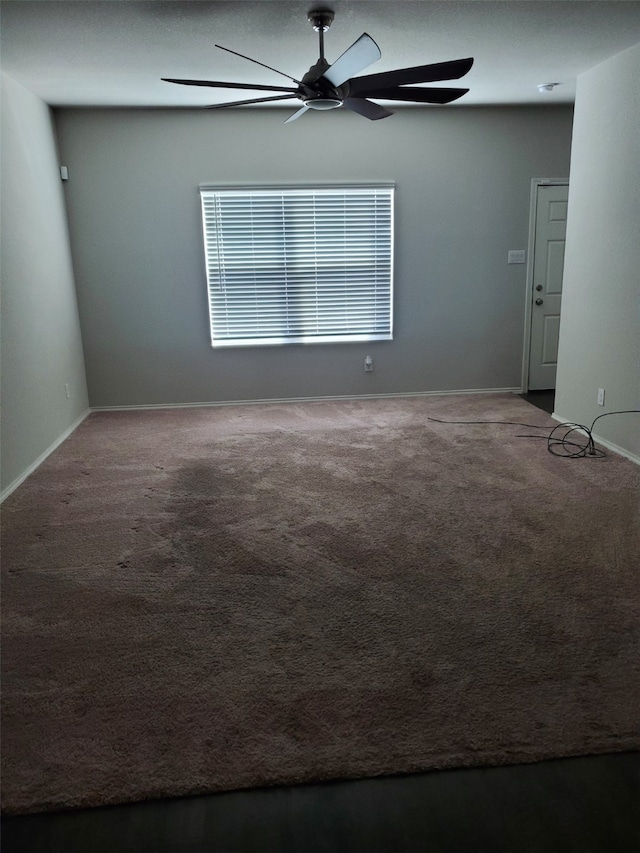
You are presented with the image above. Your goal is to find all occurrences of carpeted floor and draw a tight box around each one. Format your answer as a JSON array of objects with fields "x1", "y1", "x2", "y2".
[{"x1": 2, "y1": 393, "x2": 639, "y2": 814}]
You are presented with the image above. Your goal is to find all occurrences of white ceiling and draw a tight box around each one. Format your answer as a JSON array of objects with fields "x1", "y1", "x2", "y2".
[{"x1": 2, "y1": 1, "x2": 640, "y2": 109}]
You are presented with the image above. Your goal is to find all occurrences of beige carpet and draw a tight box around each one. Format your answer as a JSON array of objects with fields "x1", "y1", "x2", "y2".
[{"x1": 2, "y1": 394, "x2": 639, "y2": 814}]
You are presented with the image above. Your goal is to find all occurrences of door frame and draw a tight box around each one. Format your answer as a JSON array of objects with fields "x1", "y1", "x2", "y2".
[{"x1": 521, "y1": 178, "x2": 570, "y2": 393}]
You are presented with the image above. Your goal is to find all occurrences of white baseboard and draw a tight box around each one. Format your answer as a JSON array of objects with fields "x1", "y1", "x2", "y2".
[
  {"x1": 552, "y1": 413, "x2": 640, "y2": 465},
  {"x1": 1, "y1": 409, "x2": 91, "y2": 503},
  {"x1": 91, "y1": 387, "x2": 523, "y2": 412}
]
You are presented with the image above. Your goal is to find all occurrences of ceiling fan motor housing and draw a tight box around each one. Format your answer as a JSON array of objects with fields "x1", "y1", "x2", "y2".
[{"x1": 301, "y1": 58, "x2": 346, "y2": 109}]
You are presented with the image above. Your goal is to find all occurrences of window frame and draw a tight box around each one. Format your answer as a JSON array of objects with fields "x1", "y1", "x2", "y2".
[{"x1": 199, "y1": 183, "x2": 394, "y2": 349}]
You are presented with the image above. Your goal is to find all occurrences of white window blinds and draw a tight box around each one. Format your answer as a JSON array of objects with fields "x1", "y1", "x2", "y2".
[{"x1": 200, "y1": 185, "x2": 394, "y2": 347}]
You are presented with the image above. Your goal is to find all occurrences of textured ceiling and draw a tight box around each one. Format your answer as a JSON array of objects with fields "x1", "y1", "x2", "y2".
[{"x1": 2, "y1": 1, "x2": 640, "y2": 108}]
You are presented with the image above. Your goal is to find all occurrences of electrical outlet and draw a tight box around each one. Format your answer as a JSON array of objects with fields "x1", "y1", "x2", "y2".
[
  {"x1": 597, "y1": 388, "x2": 605, "y2": 406},
  {"x1": 364, "y1": 356, "x2": 373, "y2": 373}
]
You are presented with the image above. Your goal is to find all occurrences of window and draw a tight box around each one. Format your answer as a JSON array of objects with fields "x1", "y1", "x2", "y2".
[{"x1": 200, "y1": 185, "x2": 394, "y2": 347}]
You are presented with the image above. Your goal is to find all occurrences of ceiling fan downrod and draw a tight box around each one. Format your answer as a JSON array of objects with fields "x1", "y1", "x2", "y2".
[
  {"x1": 308, "y1": 8, "x2": 334, "y2": 62},
  {"x1": 304, "y1": 9, "x2": 343, "y2": 109}
]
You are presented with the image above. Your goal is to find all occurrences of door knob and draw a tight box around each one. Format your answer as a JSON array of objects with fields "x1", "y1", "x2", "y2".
[
  {"x1": 535, "y1": 285, "x2": 543, "y2": 291},
  {"x1": 535, "y1": 298, "x2": 544, "y2": 305}
]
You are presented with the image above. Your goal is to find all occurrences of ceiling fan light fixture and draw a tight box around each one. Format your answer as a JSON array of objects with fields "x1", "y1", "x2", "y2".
[{"x1": 306, "y1": 97, "x2": 343, "y2": 110}]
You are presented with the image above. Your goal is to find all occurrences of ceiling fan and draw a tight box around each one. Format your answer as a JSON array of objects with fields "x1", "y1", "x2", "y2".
[{"x1": 162, "y1": 8, "x2": 474, "y2": 122}]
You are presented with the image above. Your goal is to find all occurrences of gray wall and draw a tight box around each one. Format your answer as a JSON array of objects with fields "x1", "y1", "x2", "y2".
[
  {"x1": 55, "y1": 105, "x2": 573, "y2": 408},
  {"x1": 555, "y1": 44, "x2": 640, "y2": 460},
  {"x1": 1, "y1": 73, "x2": 89, "y2": 496}
]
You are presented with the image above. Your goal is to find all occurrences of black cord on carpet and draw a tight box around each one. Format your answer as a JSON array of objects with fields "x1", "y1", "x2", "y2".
[{"x1": 427, "y1": 411, "x2": 640, "y2": 458}]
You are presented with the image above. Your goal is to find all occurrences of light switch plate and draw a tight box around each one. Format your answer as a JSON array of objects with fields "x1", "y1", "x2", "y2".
[{"x1": 508, "y1": 250, "x2": 526, "y2": 264}]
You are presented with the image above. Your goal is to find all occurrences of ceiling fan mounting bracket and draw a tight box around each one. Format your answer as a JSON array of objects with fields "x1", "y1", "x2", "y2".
[{"x1": 308, "y1": 9, "x2": 334, "y2": 33}]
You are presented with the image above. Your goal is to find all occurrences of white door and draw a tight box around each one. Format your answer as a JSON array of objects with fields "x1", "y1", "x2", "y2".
[{"x1": 528, "y1": 184, "x2": 569, "y2": 390}]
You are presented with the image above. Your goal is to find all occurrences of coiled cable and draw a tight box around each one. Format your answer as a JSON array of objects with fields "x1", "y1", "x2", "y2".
[{"x1": 427, "y1": 410, "x2": 640, "y2": 458}]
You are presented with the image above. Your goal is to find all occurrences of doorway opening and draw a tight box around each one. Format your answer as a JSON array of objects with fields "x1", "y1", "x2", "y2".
[{"x1": 519, "y1": 389, "x2": 555, "y2": 415}]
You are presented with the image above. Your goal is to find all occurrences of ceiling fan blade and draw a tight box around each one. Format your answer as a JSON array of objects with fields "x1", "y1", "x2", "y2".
[
  {"x1": 162, "y1": 78, "x2": 297, "y2": 94},
  {"x1": 342, "y1": 97, "x2": 393, "y2": 121},
  {"x1": 323, "y1": 33, "x2": 381, "y2": 88},
  {"x1": 348, "y1": 57, "x2": 474, "y2": 93},
  {"x1": 205, "y1": 94, "x2": 298, "y2": 110},
  {"x1": 354, "y1": 86, "x2": 470, "y2": 105},
  {"x1": 215, "y1": 44, "x2": 303, "y2": 85},
  {"x1": 284, "y1": 105, "x2": 310, "y2": 124}
]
